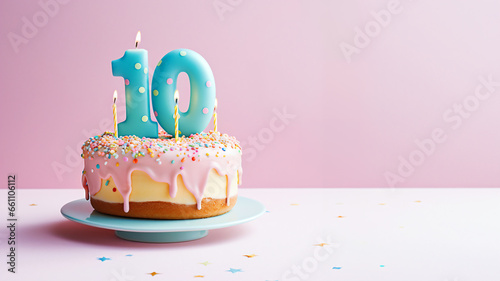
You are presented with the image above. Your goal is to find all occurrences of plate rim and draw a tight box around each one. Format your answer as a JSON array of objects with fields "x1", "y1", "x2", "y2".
[{"x1": 61, "y1": 196, "x2": 265, "y2": 233}]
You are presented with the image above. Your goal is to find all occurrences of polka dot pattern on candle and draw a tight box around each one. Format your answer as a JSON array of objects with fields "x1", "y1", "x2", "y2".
[
  {"x1": 112, "y1": 47, "x2": 158, "y2": 138},
  {"x1": 202, "y1": 108, "x2": 209, "y2": 114},
  {"x1": 149, "y1": 48, "x2": 216, "y2": 137},
  {"x1": 125, "y1": 79, "x2": 130, "y2": 85},
  {"x1": 153, "y1": 90, "x2": 159, "y2": 96},
  {"x1": 142, "y1": 116, "x2": 148, "y2": 122}
]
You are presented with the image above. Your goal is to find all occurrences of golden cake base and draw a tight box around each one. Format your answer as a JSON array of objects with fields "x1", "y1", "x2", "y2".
[{"x1": 90, "y1": 196, "x2": 238, "y2": 220}]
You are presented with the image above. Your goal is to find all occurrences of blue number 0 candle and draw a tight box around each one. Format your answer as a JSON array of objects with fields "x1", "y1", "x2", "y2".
[
  {"x1": 151, "y1": 49, "x2": 216, "y2": 137},
  {"x1": 112, "y1": 49, "x2": 158, "y2": 138}
]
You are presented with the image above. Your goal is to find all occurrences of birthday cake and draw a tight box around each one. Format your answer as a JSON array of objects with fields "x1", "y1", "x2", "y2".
[
  {"x1": 81, "y1": 34, "x2": 242, "y2": 219},
  {"x1": 81, "y1": 131, "x2": 242, "y2": 219}
]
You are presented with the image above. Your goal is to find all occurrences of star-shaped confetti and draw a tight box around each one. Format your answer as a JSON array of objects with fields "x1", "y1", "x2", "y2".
[
  {"x1": 97, "y1": 257, "x2": 111, "y2": 262},
  {"x1": 194, "y1": 275, "x2": 204, "y2": 278},
  {"x1": 29, "y1": 204, "x2": 37, "y2": 206},
  {"x1": 414, "y1": 200, "x2": 422, "y2": 203},
  {"x1": 378, "y1": 203, "x2": 386, "y2": 205},
  {"x1": 243, "y1": 254, "x2": 257, "y2": 258},
  {"x1": 314, "y1": 243, "x2": 329, "y2": 247},
  {"x1": 332, "y1": 267, "x2": 342, "y2": 270},
  {"x1": 290, "y1": 203, "x2": 299, "y2": 206},
  {"x1": 199, "y1": 261, "x2": 211, "y2": 266},
  {"x1": 125, "y1": 254, "x2": 133, "y2": 257},
  {"x1": 148, "y1": 272, "x2": 160, "y2": 276},
  {"x1": 379, "y1": 265, "x2": 385, "y2": 268},
  {"x1": 226, "y1": 268, "x2": 243, "y2": 273},
  {"x1": 337, "y1": 216, "x2": 344, "y2": 218}
]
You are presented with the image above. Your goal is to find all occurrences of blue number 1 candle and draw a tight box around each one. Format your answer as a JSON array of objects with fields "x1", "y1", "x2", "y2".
[{"x1": 111, "y1": 32, "x2": 158, "y2": 138}]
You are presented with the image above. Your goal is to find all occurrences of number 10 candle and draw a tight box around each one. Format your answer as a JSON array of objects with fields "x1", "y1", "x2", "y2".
[{"x1": 112, "y1": 32, "x2": 216, "y2": 138}]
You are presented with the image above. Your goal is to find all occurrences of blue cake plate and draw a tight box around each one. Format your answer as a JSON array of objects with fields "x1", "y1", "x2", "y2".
[{"x1": 61, "y1": 197, "x2": 265, "y2": 243}]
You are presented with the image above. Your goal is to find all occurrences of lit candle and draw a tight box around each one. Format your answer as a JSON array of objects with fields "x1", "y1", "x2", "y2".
[
  {"x1": 213, "y1": 98, "x2": 218, "y2": 132},
  {"x1": 174, "y1": 90, "x2": 180, "y2": 142},
  {"x1": 111, "y1": 31, "x2": 158, "y2": 138},
  {"x1": 113, "y1": 90, "x2": 118, "y2": 137}
]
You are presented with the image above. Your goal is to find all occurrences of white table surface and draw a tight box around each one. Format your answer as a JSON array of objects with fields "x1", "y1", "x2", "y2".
[{"x1": 1, "y1": 188, "x2": 499, "y2": 281}]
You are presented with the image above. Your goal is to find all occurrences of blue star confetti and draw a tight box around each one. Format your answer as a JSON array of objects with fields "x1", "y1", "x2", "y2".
[
  {"x1": 226, "y1": 268, "x2": 243, "y2": 273},
  {"x1": 332, "y1": 267, "x2": 342, "y2": 270},
  {"x1": 97, "y1": 257, "x2": 111, "y2": 262}
]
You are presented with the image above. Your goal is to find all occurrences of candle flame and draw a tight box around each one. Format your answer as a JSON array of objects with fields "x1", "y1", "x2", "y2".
[
  {"x1": 174, "y1": 90, "x2": 179, "y2": 103},
  {"x1": 214, "y1": 98, "x2": 218, "y2": 109},
  {"x1": 135, "y1": 31, "x2": 141, "y2": 48},
  {"x1": 113, "y1": 90, "x2": 117, "y2": 103}
]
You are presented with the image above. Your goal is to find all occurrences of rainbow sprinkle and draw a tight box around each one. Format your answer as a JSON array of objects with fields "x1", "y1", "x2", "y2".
[{"x1": 81, "y1": 131, "x2": 242, "y2": 162}]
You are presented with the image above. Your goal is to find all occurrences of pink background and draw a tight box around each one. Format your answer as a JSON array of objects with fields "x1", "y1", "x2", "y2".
[{"x1": 1, "y1": 0, "x2": 500, "y2": 189}]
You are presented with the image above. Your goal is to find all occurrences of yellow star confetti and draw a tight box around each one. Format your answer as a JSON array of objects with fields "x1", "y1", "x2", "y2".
[
  {"x1": 378, "y1": 203, "x2": 386, "y2": 205},
  {"x1": 148, "y1": 272, "x2": 160, "y2": 276},
  {"x1": 199, "y1": 261, "x2": 211, "y2": 266},
  {"x1": 337, "y1": 216, "x2": 344, "y2": 218},
  {"x1": 314, "y1": 243, "x2": 329, "y2": 247},
  {"x1": 194, "y1": 275, "x2": 204, "y2": 278},
  {"x1": 243, "y1": 254, "x2": 257, "y2": 258},
  {"x1": 290, "y1": 203, "x2": 299, "y2": 206},
  {"x1": 414, "y1": 200, "x2": 422, "y2": 203},
  {"x1": 29, "y1": 204, "x2": 37, "y2": 206}
]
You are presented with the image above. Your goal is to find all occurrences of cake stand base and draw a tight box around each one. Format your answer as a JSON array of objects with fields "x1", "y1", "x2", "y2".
[{"x1": 115, "y1": 230, "x2": 208, "y2": 243}]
